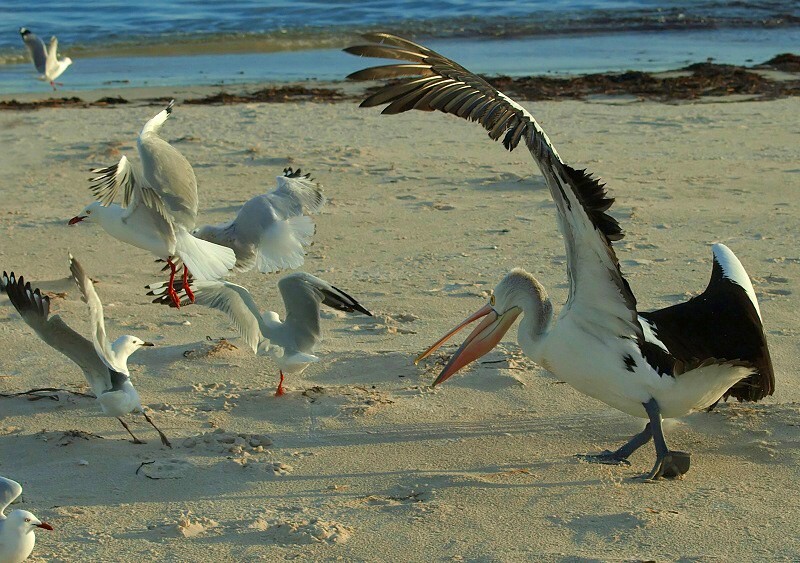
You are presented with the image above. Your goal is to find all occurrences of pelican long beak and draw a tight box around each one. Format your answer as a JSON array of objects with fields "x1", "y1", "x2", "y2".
[
  {"x1": 416, "y1": 303, "x2": 521, "y2": 387},
  {"x1": 36, "y1": 521, "x2": 54, "y2": 530},
  {"x1": 68, "y1": 215, "x2": 86, "y2": 225}
]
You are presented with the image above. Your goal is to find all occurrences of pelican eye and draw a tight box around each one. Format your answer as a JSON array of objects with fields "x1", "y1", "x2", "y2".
[{"x1": 490, "y1": 294, "x2": 496, "y2": 306}]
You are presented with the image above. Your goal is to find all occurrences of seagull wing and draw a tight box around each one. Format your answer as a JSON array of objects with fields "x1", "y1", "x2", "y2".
[
  {"x1": 45, "y1": 36, "x2": 60, "y2": 75},
  {"x1": 0, "y1": 476, "x2": 22, "y2": 517},
  {"x1": 147, "y1": 279, "x2": 266, "y2": 353},
  {"x1": 69, "y1": 255, "x2": 128, "y2": 374},
  {"x1": 1, "y1": 271, "x2": 113, "y2": 396},
  {"x1": 271, "y1": 168, "x2": 326, "y2": 217},
  {"x1": 88, "y1": 155, "x2": 140, "y2": 207},
  {"x1": 346, "y1": 32, "x2": 641, "y2": 340},
  {"x1": 21, "y1": 31, "x2": 47, "y2": 74},
  {"x1": 278, "y1": 272, "x2": 372, "y2": 354},
  {"x1": 193, "y1": 168, "x2": 325, "y2": 273},
  {"x1": 136, "y1": 101, "x2": 199, "y2": 228}
]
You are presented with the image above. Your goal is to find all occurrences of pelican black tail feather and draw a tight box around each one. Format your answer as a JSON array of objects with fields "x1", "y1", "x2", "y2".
[{"x1": 639, "y1": 244, "x2": 773, "y2": 404}]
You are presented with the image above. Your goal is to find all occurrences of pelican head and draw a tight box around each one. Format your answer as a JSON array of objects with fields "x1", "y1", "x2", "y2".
[
  {"x1": 417, "y1": 269, "x2": 551, "y2": 386},
  {"x1": 68, "y1": 201, "x2": 103, "y2": 225}
]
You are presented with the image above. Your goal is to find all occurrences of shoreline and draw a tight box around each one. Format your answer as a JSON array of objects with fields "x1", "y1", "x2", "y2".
[{"x1": 1, "y1": 54, "x2": 798, "y2": 110}]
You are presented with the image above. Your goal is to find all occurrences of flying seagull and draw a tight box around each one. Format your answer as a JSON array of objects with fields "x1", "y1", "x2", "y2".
[
  {"x1": 165, "y1": 167, "x2": 325, "y2": 274},
  {"x1": 0, "y1": 476, "x2": 53, "y2": 563},
  {"x1": 69, "y1": 100, "x2": 236, "y2": 308},
  {"x1": 19, "y1": 27, "x2": 72, "y2": 90},
  {"x1": 1, "y1": 256, "x2": 171, "y2": 447},
  {"x1": 346, "y1": 33, "x2": 774, "y2": 480},
  {"x1": 147, "y1": 272, "x2": 372, "y2": 396}
]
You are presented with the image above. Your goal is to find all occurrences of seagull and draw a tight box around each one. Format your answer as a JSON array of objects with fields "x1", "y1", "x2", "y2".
[
  {"x1": 346, "y1": 33, "x2": 774, "y2": 480},
  {"x1": 19, "y1": 28, "x2": 72, "y2": 90},
  {"x1": 0, "y1": 476, "x2": 52, "y2": 563},
  {"x1": 69, "y1": 100, "x2": 237, "y2": 308},
  {"x1": 180, "y1": 167, "x2": 325, "y2": 273},
  {"x1": 0, "y1": 256, "x2": 171, "y2": 447},
  {"x1": 147, "y1": 272, "x2": 372, "y2": 396}
]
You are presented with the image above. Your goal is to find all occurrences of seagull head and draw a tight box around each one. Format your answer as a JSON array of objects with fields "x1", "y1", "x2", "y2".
[
  {"x1": 19, "y1": 28, "x2": 30, "y2": 37},
  {"x1": 112, "y1": 336, "x2": 155, "y2": 361},
  {"x1": 416, "y1": 269, "x2": 550, "y2": 386},
  {"x1": 68, "y1": 202, "x2": 102, "y2": 225},
  {"x1": 6, "y1": 509, "x2": 53, "y2": 533}
]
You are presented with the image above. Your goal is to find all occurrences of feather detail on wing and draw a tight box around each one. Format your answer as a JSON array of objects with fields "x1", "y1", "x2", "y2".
[
  {"x1": 146, "y1": 279, "x2": 265, "y2": 353},
  {"x1": 69, "y1": 254, "x2": 126, "y2": 374},
  {"x1": 88, "y1": 155, "x2": 137, "y2": 207},
  {"x1": 1, "y1": 270, "x2": 113, "y2": 395},
  {"x1": 346, "y1": 32, "x2": 640, "y2": 338}
]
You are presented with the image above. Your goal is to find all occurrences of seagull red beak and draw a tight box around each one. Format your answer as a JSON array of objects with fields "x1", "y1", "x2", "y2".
[
  {"x1": 416, "y1": 303, "x2": 521, "y2": 386},
  {"x1": 68, "y1": 215, "x2": 86, "y2": 225},
  {"x1": 36, "y1": 521, "x2": 54, "y2": 530}
]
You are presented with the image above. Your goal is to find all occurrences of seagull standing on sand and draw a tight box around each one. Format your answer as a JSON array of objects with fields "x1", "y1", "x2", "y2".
[
  {"x1": 69, "y1": 100, "x2": 236, "y2": 308},
  {"x1": 191, "y1": 168, "x2": 326, "y2": 273},
  {"x1": 0, "y1": 256, "x2": 171, "y2": 447},
  {"x1": 0, "y1": 476, "x2": 52, "y2": 563},
  {"x1": 346, "y1": 33, "x2": 774, "y2": 480},
  {"x1": 19, "y1": 28, "x2": 72, "y2": 90},
  {"x1": 147, "y1": 272, "x2": 372, "y2": 396}
]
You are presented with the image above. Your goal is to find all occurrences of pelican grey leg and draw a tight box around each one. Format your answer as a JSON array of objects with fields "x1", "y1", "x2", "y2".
[
  {"x1": 117, "y1": 417, "x2": 146, "y2": 444},
  {"x1": 141, "y1": 411, "x2": 172, "y2": 448},
  {"x1": 577, "y1": 423, "x2": 652, "y2": 466},
  {"x1": 643, "y1": 398, "x2": 691, "y2": 480}
]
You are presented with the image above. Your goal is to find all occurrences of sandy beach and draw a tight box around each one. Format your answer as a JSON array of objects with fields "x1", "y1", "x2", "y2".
[{"x1": 1, "y1": 87, "x2": 799, "y2": 561}]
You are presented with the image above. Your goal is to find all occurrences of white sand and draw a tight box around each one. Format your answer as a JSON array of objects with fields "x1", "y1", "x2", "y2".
[{"x1": 0, "y1": 93, "x2": 799, "y2": 561}]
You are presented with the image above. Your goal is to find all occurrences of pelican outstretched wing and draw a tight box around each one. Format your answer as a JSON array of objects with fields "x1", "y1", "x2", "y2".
[{"x1": 346, "y1": 33, "x2": 641, "y2": 341}]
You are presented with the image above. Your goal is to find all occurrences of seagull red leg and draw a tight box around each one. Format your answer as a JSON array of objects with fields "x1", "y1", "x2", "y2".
[
  {"x1": 274, "y1": 371, "x2": 286, "y2": 397},
  {"x1": 166, "y1": 258, "x2": 181, "y2": 309},
  {"x1": 182, "y1": 265, "x2": 195, "y2": 303}
]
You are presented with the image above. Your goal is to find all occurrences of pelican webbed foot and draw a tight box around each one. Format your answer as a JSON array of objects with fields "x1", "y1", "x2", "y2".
[{"x1": 642, "y1": 398, "x2": 691, "y2": 480}]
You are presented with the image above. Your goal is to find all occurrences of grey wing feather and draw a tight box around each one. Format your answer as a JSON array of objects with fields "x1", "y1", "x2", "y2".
[
  {"x1": 1, "y1": 271, "x2": 112, "y2": 396},
  {"x1": 0, "y1": 476, "x2": 22, "y2": 516},
  {"x1": 277, "y1": 273, "x2": 329, "y2": 354},
  {"x1": 45, "y1": 36, "x2": 60, "y2": 75},
  {"x1": 137, "y1": 103, "x2": 199, "y2": 228},
  {"x1": 148, "y1": 279, "x2": 266, "y2": 353},
  {"x1": 88, "y1": 155, "x2": 138, "y2": 207},
  {"x1": 278, "y1": 273, "x2": 372, "y2": 354},
  {"x1": 271, "y1": 168, "x2": 326, "y2": 216},
  {"x1": 21, "y1": 31, "x2": 47, "y2": 74},
  {"x1": 69, "y1": 255, "x2": 124, "y2": 373}
]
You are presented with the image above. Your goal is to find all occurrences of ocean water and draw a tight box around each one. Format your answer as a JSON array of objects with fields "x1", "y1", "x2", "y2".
[{"x1": 1, "y1": 0, "x2": 798, "y2": 94}]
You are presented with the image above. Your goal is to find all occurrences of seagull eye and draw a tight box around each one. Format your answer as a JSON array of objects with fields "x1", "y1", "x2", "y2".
[
  {"x1": 490, "y1": 294, "x2": 496, "y2": 306},
  {"x1": 24, "y1": 518, "x2": 31, "y2": 522}
]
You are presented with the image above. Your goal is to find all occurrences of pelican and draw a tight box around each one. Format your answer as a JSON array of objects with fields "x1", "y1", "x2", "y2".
[
  {"x1": 19, "y1": 28, "x2": 72, "y2": 90},
  {"x1": 0, "y1": 476, "x2": 52, "y2": 563},
  {"x1": 146, "y1": 272, "x2": 372, "y2": 396},
  {"x1": 1, "y1": 256, "x2": 171, "y2": 447},
  {"x1": 69, "y1": 100, "x2": 236, "y2": 308},
  {"x1": 346, "y1": 33, "x2": 774, "y2": 480}
]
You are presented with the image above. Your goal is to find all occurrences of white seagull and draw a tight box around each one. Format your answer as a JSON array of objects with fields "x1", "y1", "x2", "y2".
[
  {"x1": 181, "y1": 167, "x2": 325, "y2": 273},
  {"x1": 147, "y1": 272, "x2": 372, "y2": 396},
  {"x1": 0, "y1": 476, "x2": 52, "y2": 563},
  {"x1": 346, "y1": 33, "x2": 774, "y2": 480},
  {"x1": 0, "y1": 256, "x2": 171, "y2": 447},
  {"x1": 69, "y1": 100, "x2": 236, "y2": 308},
  {"x1": 19, "y1": 27, "x2": 72, "y2": 90}
]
